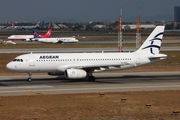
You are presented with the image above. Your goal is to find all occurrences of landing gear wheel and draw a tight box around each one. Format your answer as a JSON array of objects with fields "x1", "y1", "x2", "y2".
[
  {"x1": 27, "y1": 78, "x2": 31, "y2": 82},
  {"x1": 27, "y1": 72, "x2": 32, "y2": 82},
  {"x1": 88, "y1": 76, "x2": 95, "y2": 81}
]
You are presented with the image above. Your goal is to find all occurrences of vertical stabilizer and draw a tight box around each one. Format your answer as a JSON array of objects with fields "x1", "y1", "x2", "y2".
[
  {"x1": 32, "y1": 30, "x2": 40, "y2": 38},
  {"x1": 44, "y1": 28, "x2": 52, "y2": 38},
  {"x1": 135, "y1": 26, "x2": 165, "y2": 54},
  {"x1": 32, "y1": 28, "x2": 52, "y2": 38}
]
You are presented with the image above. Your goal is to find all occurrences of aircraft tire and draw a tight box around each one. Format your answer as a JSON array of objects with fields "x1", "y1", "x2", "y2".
[
  {"x1": 27, "y1": 78, "x2": 31, "y2": 82},
  {"x1": 88, "y1": 76, "x2": 95, "y2": 81}
]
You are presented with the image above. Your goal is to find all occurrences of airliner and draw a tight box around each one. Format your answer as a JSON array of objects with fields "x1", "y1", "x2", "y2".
[
  {"x1": 31, "y1": 28, "x2": 78, "y2": 43},
  {"x1": 11, "y1": 21, "x2": 44, "y2": 30},
  {"x1": 7, "y1": 35, "x2": 34, "y2": 41},
  {"x1": 32, "y1": 37, "x2": 79, "y2": 43},
  {"x1": 6, "y1": 26, "x2": 167, "y2": 82},
  {"x1": 8, "y1": 28, "x2": 52, "y2": 41}
]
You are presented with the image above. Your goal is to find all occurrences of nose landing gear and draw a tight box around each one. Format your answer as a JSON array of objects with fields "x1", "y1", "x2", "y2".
[
  {"x1": 87, "y1": 71, "x2": 95, "y2": 81},
  {"x1": 27, "y1": 72, "x2": 32, "y2": 82}
]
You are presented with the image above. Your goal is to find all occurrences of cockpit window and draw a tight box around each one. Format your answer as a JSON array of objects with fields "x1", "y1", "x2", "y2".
[
  {"x1": 13, "y1": 59, "x2": 23, "y2": 62},
  {"x1": 13, "y1": 59, "x2": 16, "y2": 61}
]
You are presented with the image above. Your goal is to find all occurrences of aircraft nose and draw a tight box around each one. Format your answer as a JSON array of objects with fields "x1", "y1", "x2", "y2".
[
  {"x1": 6, "y1": 63, "x2": 11, "y2": 70},
  {"x1": 75, "y1": 39, "x2": 79, "y2": 42},
  {"x1": 6, "y1": 62, "x2": 16, "y2": 71}
]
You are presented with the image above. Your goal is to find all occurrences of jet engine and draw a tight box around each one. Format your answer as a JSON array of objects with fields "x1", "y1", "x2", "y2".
[
  {"x1": 25, "y1": 38, "x2": 30, "y2": 42},
  {"x1": 65, "y1": 69, "x2": 87, "y2": 79}
]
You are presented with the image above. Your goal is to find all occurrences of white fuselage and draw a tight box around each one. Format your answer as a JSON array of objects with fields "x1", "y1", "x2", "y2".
[
  {"x1": 13, "y1": 26, "x2": 37, "y2": 30},
  {"x1": 33, "y1": 37, "x2": 79, "y2": 43},
  {"x1": 6, "y1": 52, "x2": 152, "y2": 73},
  {"x1": 8, "y1": 35, "x2": 33, "y2": 40}
]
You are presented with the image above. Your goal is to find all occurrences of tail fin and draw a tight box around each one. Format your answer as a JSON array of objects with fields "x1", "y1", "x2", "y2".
[
  {"x1": 44, "y1": 28, "x2": 52, "y2": 38},
  {"x1": 39, "y1": 21, "x2": 44, "y2": 28},
  {"x1": 35, "y1": 21, "x2": 44, "y2": 28},
  {"x1": 11, "y1": 22, "x2": 15, "y2": 27},
  {"x1": 135, "y1": 26, "x2": 165, "y2": 54},
  {"x1": 32, "y1": 30, "x2": 40, "y2": 38},
  {"x1": 32, "y1": 28, "x2": 52, "y2": 38}
]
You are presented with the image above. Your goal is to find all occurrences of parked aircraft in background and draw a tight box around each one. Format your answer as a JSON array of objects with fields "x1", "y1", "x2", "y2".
[
  {"x1": 8, "y1": 28, "x2": 52, "y2": 41},
  {"x1": 7, "y1": 35, "x2": 33, "y2": 41},
  {"x1": 31, "y1": 28, "x2": 78, "y2": 43},
  {"x1": 32, "y1": 37, "x2": 79, "y2": 43},
  {"x1": 122, "y1": 24, "x2": 156, "y2": 30},
  {"x1": 11, "y1": 21, "x2": 44, "y2": 30},
  {"x1": 6, "y1": 26, "x2": 167, "y2": 82}
]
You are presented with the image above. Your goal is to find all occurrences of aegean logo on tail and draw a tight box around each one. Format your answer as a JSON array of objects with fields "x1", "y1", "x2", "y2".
[{"x1": 142, "y1": 32, "x2": 164, "y2": 54}]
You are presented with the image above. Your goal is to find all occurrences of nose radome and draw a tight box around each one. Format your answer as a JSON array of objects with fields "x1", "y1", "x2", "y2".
[
  {"x1": 6, "y1": 62, "x2": 15, "y2": 70},
  {"x1": 6, "y1": 63, "x2": 11, "y2": 70}
]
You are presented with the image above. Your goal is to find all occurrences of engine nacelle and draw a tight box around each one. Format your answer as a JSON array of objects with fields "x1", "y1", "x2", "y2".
[
  {"x1": 48, "y1": 72, "x2": 64, "y2": 76},
  {"x1": 65, "y1": 69, "x2": 87, "y2": 79},
  {"x1": 25, "y1": 38, "x2": 30, "y2": 42}
]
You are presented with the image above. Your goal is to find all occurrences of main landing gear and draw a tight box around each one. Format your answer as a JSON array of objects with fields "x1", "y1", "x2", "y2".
[
  {"x1": 88, "y1": 76, "x2": 95, "y2": 81},
  {"x1": 87, "y1": 71, "x2": 95, "y2": 81},
  {"x1": 27, "y1": 72, "x2": 32, "y2": 82}
]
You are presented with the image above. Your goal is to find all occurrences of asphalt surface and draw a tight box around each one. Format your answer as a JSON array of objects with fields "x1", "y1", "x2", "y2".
[{"x1": 0, "y1": 71, "x2": 180, "y2": 96}]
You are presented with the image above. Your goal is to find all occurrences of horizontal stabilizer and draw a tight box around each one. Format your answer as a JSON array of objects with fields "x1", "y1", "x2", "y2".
[{"x1": 148, "y1": 54, "x2": 167, "y2": 59}]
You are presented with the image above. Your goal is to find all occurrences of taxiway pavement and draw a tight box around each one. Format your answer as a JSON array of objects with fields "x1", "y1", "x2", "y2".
[{"x1": 0, "y1": 71, "x2": 180, "y2": 96}]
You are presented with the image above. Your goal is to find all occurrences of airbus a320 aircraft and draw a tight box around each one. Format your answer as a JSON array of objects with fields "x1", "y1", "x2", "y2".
[
  {"x1": 7, "y1": 35, "x2": 34, "y2": 41},
  {"x1": 31, "y1": 28, "x2": 78, "y2": 43},
  {"x1": 8, "y1": 28, "x2": 52, "y2": 41},
  {"x1": 26, "y1": 28, "x2": 52, "y2": 42},
  {"x1": 11, "y1": 21, "x2": 44, "y2": 30},
  {"x1": 32, "y1": 37, "x2": 79, "y2": 43},
  {"x1": 6, "y1": 26, "x2": 167, "y2": 82}
]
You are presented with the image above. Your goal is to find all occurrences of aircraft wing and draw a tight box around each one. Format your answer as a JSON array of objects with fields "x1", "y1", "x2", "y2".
[{"x1": 57, "y1": 63, "x2": 132, "y2": 72}]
